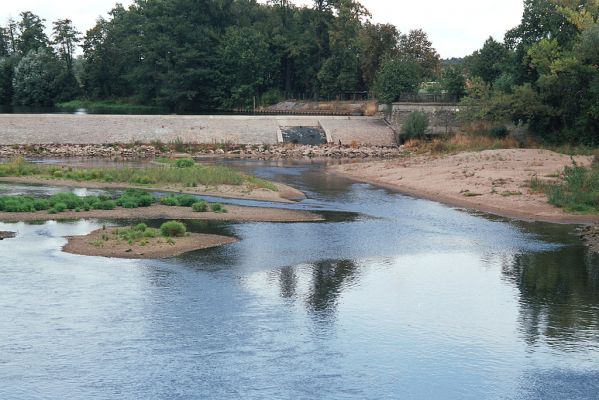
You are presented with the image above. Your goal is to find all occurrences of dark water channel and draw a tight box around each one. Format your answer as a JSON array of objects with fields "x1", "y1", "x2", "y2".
[{"x1": 0, "y1": 160, "x2": 598, "y2": 399}]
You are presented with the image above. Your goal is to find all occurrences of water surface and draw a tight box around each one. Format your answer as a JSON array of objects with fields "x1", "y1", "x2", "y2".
[{"x1": 0, "y1": 160, "x2": 598, "y2": 399}]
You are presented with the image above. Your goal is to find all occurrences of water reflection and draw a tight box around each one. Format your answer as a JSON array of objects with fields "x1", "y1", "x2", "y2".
[{"x1": 504, "y1": 245, "x2": 599, "y2": 348}]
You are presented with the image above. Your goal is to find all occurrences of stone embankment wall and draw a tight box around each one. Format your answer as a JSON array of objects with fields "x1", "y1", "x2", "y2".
[
  {"x1": 0, "y1": 114, "x2": 394, "y2": 146},
  {"x1": 382, "y1": 103, "x2": 462, "y2": 136}
]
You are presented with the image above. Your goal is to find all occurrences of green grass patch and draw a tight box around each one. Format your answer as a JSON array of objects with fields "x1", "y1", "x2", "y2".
[
  {"x1": 534, "y1": 161, "x2": 599, "y2": 213},
  {"x1": 0, "y1": 157, "x2": 277, "y2": 191}
]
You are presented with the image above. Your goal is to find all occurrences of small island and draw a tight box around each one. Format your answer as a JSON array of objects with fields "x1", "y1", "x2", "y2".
[{"x1": 63, "y1": 221, "x2": 238, "y2": 259}]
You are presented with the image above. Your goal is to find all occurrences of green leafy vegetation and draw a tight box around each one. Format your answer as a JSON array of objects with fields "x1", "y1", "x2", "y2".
[
  {"x1": 0, "y1": 158, "x2": 277, "y2": 191},
  {"x1": 192, "y1": 201, "x2": 208, "y2": 212},
  {"x1": 533, "y1": 161, "x2": 599, "y2": 213},
  {"x1": 93, "y1": 221, "x2": 188, "y2": 248},
  {"x1": 458, "y1": 0, "x2": 599, "y2": 145},
  {"x1": 0, "y1": 190, "x2": 150, "y2": 213},
  {"x1": 0, "y1": 3, "x2": 441, "y2": 110},
  {"x1": 210, "y1": 203, "x2": 227, "y2": 213},
  {"x1": 400, "y1": 111, "x2": 429, "y2": 141},
  {"x1": 160, "y1": 221, "x2": 187, "y2": 237}
]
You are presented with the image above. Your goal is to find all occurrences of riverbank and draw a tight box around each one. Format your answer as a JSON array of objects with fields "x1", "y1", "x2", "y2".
[
  {"x1": 0, "y1": 143, "x2": 405, "y2": 160},
  {"x1": 63, "y1": 228, "x2": 237, "y2": 259},
  {"x1": 331, "y1": 148, "x2": 598, "y2": 224},
  {"x1": 0, "y1": 175, "x2": 304, "y2": 203},
  {"x1": 0, "y1": 204, "x2": 322, "y2": 223}
]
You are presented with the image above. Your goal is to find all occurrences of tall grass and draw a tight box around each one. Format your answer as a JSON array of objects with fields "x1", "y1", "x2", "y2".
[
  {"x1": 534, "y1": 160, "x2": 599, "y2": 213},
  {"x1": 403, "y1": 133, "x2": 520, "y2": 154},
  {"x1": 0, "y1": 158, "x2": 278, "y2": 191}
]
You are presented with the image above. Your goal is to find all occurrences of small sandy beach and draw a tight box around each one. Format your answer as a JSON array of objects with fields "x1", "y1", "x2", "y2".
[{"x1": 331, "y1": 148, "x2": 598, "y2": 224}]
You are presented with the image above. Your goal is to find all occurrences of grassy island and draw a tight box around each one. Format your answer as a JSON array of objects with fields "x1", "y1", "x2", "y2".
[{"x1": 63, "y1": 221, "x2": 238, "y2": 259}]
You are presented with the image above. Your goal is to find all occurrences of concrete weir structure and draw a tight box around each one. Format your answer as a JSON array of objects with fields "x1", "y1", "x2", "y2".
[{"x1": 0, "y1": 114, "x2": 395, "y2": 146}]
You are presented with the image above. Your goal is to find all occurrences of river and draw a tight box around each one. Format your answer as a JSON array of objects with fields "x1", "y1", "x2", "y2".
[{"x1": 0, "y1": 160, "x2": 598, "y2": 399}]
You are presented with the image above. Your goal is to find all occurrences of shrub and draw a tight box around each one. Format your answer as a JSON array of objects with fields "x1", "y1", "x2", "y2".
[
  {"x1": 488, "y1": 125, "x2": 509, "y2": 138},
  {"x1": 94, "y1": 200, "x2": 116, "y2": 210},
  {"x1": 33, "y1": 199, "x2": 50, "y2": 211},
  {"x1": 134, "y1": 223, "x2": 148, "y2": 232},
  {"x1": 210, "y1": 203, "x2": 227, "y2": 213},
  {"x1": 116, "y1": 189, "x2": 155, "y2": 208},
  {"x1": 52, "y1": 202, "x2": 67, "y2": 213},
  {"x1": 160, "y1": 221, "x2": 187, "y2": 237},
  {"x1": 192, "y1": 201, "x2": 208, "y2": 212},
  {"x1": 175, "y1": 158, "x2": 195, "y2": 168},
  {"x1": 160, "y1": 196, "x2": 179, "y2": 206},
  {"x1": 174, "y1": 194, "x2": 197, "y2": 207},
  {"x1": 400, "y1": 111, "x2": 429, "y2": 141}
]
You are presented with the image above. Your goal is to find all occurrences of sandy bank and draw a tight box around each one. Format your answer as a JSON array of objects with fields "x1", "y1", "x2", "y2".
[
  {"x1": 331, "y1": 148, "x2": 598, "y2": 224},
  {"x1": 0, "y1": 176, "x2": 305, "y2": 203},
  {"x1": 63, "y1": 229, "x2": 237, "y2": 259},
  {"x1": 0, "y1": 204, "x2": 322, "y2": 223}
]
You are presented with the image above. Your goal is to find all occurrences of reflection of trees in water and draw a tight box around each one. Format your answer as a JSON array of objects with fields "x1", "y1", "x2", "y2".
[
  {"x1": 273, "y1": 259, "x2": 360, "y2": 321},
  {"x1": 503, "y1": 246, "x2": 599, "y2": 346},
  {"x1": 305, "y1": 260, "x2": 359, "y2": 314}
]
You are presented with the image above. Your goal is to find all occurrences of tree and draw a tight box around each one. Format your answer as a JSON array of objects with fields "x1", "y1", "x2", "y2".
[
  {"x1": 465, "y1": 37, "x2": 511, "y2": 85},
  {"x1": 0, "y1": 57, "x2": 15, "y2": 104},
  {"x1": 217, "y1": 26, "x2": 275, "y2": 108},
  {"x1": 12, "y1": 48, "x2": 62, "y2": 106},
  {"x1": 442, "y1": 66, "x2": 466, "y2": 100},
  {"x1": 52, "y1": 19, "x2": 81, "y2": 72},
  {"x1": 16, "y1": 11, "x2": 49, "y2": 55},
  {"x1": 358, "y1": 22, "x2": 400, "y2": 89},
  {"x1": 373, "y1": 57, "x2": 421, "y2": 103},
  {"x1": 317, "y1": 0, "x2": 369, "y2": 97},
  {"x1": 398, "y1": 29, "x2": 441, "y2": 79}
]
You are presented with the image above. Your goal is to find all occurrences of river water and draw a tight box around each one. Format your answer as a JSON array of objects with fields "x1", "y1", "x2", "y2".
[{"x1": 0, "y1": 160, "x2": 598, "y2": 399}]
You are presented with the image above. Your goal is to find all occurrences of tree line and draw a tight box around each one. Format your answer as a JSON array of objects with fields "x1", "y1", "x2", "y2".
[
  {"x1": 460, "y1": 0, "x2": 599, "y2": 144},
  {"x1": 0, "y1": 0, "x2": 444, "y2": 111}
]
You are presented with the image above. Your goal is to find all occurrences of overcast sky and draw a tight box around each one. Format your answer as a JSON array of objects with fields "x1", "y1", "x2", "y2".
[{"x1": 0, "y1": 0, "x2": 524, "y2": 58}]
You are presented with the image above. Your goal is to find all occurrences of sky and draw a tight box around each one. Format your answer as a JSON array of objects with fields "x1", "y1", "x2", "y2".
[{"x1": 0, "y1": 0, "x2": 524, "y2": 58}]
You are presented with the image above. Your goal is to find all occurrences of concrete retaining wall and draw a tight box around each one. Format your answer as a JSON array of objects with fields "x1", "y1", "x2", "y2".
[
  {"x1": 383, "y1": 103, "x2": 462, "y2": 136},
  {"x1": 0, "y1": 114, "x2": 395, "y2": 145}
]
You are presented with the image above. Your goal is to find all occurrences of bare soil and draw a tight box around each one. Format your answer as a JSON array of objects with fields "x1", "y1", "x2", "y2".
[
  {"x1": 0, "y1": 204, "x2": 322, "y2": 223},
  {"x1": 63, "y1": 229, "x2": 237, "y2": 259},
  {"x1": 331, "y1": 148, "x2": 598, "y2": 224}
]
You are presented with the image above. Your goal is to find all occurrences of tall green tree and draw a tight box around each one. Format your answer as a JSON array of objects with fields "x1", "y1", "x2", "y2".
[
  {"x1": 398, "y1": 29, "x2": 441, "y2": 79},
  {"x1": 52, "y1": 19, "x2": 81, "y2": 73},
  {"x1": 358, "y1": 22, "x2": 400, "y2": 89},
  {"x1": 12, "y1": 48, "x2": 62, "y2": 106},
  {"x1": 465, "y1": 37, "x2": 511, "y2": 85},
  {"x1": 16, "y1": 11, "x2": 49, "y2": 55}
]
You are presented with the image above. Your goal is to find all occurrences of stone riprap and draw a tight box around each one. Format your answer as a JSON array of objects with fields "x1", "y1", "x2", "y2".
[{"x1": 0, "y1": 114, "x2": 395, "y2": 146}]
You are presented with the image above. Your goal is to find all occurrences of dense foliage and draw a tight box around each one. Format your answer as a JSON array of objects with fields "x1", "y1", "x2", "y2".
[
  {"x1": 461, "y1": 0, "x2": 599, "y2": 145},
  {"x1": 1, "y1": 1, "x2": 441, "y2": 110}
]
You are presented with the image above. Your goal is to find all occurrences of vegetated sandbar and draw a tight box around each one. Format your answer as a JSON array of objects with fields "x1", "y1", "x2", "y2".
[
  {"x1": 63, "y1": 229, "x2": 238, "y2": 259},
  {"x1": 0, "y1": 176, "x2": 305, "y2": 203},
  {"x1": 0, "y1": 204, "x2": 323, "y2": 223},
  {"x1": 331, "y1": 148, "x2": 599, "y2": 224}
]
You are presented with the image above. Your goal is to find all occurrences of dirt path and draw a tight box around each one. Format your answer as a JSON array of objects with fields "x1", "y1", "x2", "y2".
[
  {"x1": 0, "y1": 204, "x2": 323, "y2": 223},
  {"x1": 331, "y1": 148, "x2": 598, "y2": 224}
]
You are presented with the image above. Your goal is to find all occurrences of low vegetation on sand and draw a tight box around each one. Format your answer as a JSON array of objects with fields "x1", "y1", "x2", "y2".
[
  {"x1": 90, "y1": 221, "x2": 187, "y2": 248},
  {"x1": 0, "y1": 157, "x2": 278, "y2": 191},
  {"x1": 530, "y1": 160, "x2": 599, "y2": 214},
  {"x1": 0, "y1": 189, "x2": 226, "y2": 215}
]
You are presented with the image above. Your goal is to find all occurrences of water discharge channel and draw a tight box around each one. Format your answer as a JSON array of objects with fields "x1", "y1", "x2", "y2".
[{"x1": 0, "y1": 159, "x2": 598, "y2": 399}]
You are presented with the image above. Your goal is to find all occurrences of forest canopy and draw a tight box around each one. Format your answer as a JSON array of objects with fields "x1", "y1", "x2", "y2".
[{"x1": 0, "y1": 0, "x2": 441, "y2": 111}]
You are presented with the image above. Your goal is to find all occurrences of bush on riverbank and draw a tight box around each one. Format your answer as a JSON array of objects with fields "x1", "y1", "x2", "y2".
[
  {"x1": 160, "y1": 221, "x2": 187, "y2": 237},
  {"x1": 533, "y1": 161, "x2": 599, "y2": 213}
]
